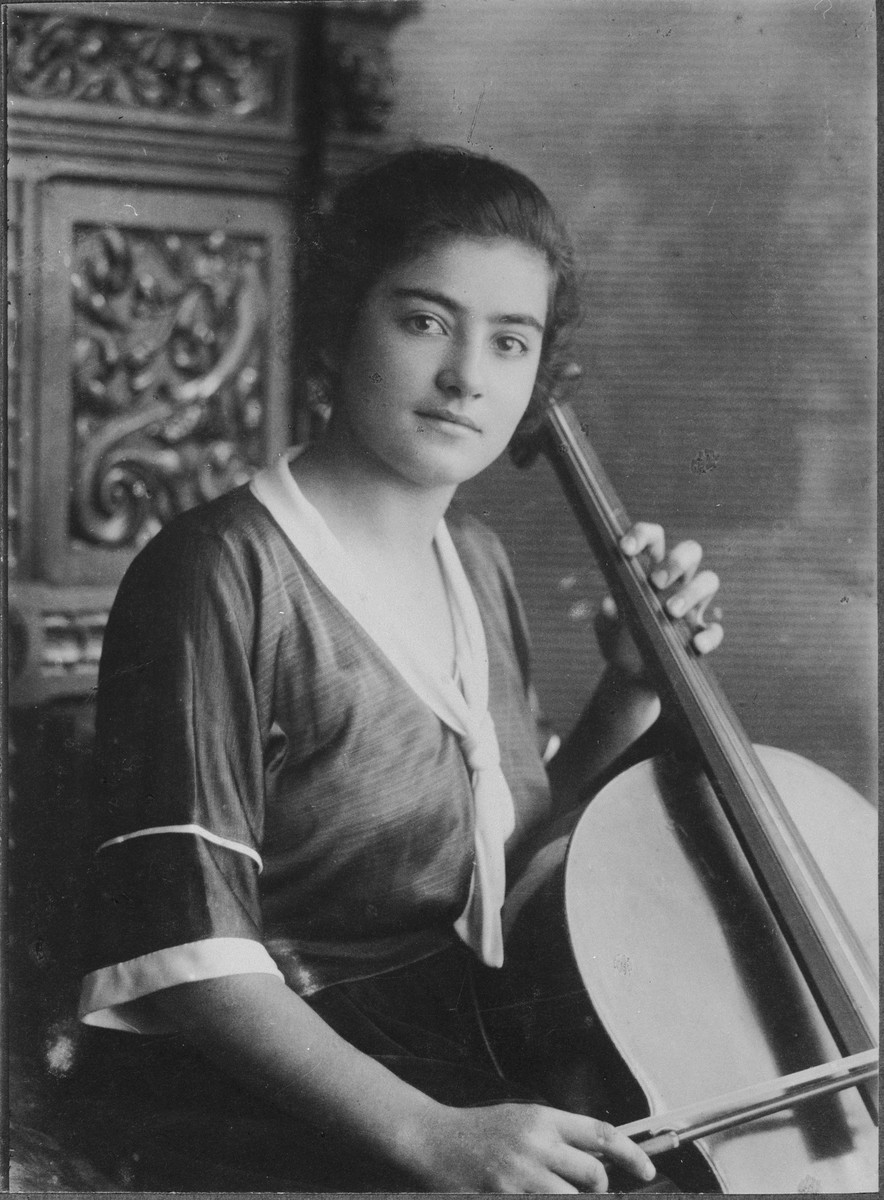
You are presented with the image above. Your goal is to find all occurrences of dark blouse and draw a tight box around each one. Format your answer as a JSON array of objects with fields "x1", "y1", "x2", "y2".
[{"x1": 80, "y1": 484, "x2": 552, "y2": 1028}]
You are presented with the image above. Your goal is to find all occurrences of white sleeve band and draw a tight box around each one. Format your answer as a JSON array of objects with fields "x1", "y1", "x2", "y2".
[
  {"x1": 97, "y1": 824, "x2": 263, "y2": 872},
  {"x1": 78, "y1": 937, "x2": 284, "y2": 1034}
]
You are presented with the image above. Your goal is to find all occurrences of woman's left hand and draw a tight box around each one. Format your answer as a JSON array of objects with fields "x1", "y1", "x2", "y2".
[{"x1": 596, "y1": 521, "x2": 723, "y2": 680}]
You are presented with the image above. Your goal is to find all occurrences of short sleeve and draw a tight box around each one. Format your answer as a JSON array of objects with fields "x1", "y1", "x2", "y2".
[{"x1": 79, "y1": 518, "x2": 282, "y2": 1033}]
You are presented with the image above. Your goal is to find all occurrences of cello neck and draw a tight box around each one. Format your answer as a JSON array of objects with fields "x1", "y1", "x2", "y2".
[{"x1": 540, "y1": 394, "x2": 878, "y2": 1066}]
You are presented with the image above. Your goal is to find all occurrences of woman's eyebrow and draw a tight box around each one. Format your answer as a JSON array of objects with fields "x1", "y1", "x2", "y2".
[{"x1": 390, "y1": 286, "x2": 545, "y2": 334}]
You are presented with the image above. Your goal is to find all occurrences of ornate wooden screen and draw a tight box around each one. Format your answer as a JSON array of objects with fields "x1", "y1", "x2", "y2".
[{"x1": 7, "y1": 2, "x2": 300, "y2": 705}]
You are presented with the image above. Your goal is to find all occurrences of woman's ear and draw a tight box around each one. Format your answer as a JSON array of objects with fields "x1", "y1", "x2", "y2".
[
  {"x1": 304, "y1": 346, "x2": 338, "y2": 430},
  {"x1": 293, "y1": 375, "x2": 333, "y2": 446}
]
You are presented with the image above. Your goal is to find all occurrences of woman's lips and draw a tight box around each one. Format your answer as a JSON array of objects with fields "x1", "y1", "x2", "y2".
[{"x1": 415, "y1": 408, "x2": 481, "y2": 433}]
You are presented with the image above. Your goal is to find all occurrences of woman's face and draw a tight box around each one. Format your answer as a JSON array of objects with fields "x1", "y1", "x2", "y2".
[{"x1": 329, "y1": 237, "x2": 551, "y2": 494}]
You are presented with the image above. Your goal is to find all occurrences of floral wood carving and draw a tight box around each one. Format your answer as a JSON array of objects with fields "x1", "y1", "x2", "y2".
[
  {"x1": 8, "y1": 9, "x2": 283, "y2": 120},
  {"x1": 71, "y1": 225, "x2": 269, "y2": 549},
  {"x1": 323, "y1": 1, "x2": 421, "y2": 134},
  {"x1": 41, "y1": 611, "x2": 108, "y2": 676}
]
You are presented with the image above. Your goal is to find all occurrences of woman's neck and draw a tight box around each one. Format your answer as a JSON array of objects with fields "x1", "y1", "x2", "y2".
[{"x1": 289, "y1": 438, "x2": 455, "y2": 561}]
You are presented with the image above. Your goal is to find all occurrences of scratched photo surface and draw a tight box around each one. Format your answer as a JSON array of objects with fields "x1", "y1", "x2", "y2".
[{"x1": 6, "y1": 0, "x2": 876, "y2": 1191}]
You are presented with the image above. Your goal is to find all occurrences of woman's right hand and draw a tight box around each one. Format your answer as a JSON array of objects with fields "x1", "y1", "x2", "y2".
[
  {"x1": 152, "y1": 974, "x2": 653, "y2": 1194},
  {"x1": 405, "y1": 1101, "x2": 656, "y2": 1193}
]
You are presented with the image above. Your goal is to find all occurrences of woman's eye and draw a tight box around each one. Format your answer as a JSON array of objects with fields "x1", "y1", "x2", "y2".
[
  {"x1": 495, "y1": 334, "x2": 529, "y2": 356},
  {"x1": 404, "y1": 313, "x2": 446, "y2": 335}
]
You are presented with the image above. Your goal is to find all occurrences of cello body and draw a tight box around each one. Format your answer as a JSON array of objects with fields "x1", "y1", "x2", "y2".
[
  {"x1": 564, "y1": 744, "x2": 878, "y2": 1192},
  {"x1": 503, "y1": 384, "x2": 878, "y2": 1192}
]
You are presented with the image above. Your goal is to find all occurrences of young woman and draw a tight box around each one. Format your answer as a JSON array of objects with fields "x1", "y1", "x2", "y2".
[{"x1": 78, "y1": 146, "x2": 722, "y2": 1193}]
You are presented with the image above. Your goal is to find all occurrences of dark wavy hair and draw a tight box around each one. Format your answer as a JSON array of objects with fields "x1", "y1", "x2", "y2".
[{"x1": 295, "y1": 145, "x2": 581, "y2": 435}]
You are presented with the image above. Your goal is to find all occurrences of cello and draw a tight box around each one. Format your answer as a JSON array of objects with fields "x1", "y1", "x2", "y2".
[{"x1": 504, "y1": 366, "x2": 878, "y2": 1192}]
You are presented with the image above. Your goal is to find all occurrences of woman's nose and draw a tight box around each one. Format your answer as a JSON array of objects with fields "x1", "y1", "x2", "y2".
[{"x1": 436, "y1": 341, "x2": 485, "y2": 399}]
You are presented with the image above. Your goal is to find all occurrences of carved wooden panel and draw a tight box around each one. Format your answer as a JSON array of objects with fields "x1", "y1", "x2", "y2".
[
  {"x1": 7, "y1": 3, "x2": 294, "y2": 134},
  {"x1": 319, "y1": 0, "x2": 422, "y2": 188},
  {"x1": 70, "y1": 225, "x2": 266, "y2": 549},
  {"x1": 7, "y1": 4, "x2": 304, "y2": 709},
  {"x1": 321, "y1": 1, "x2": 420, "y2": 134},
  {"x1": 8, "y1": 584, "x2": 115, "y2": 706},
  {"x1": 36, "y1": 182, "x2": 291, "y2": 586}
]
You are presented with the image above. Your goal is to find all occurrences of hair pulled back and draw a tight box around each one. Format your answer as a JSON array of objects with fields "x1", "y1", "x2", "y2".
[{"x1": 296, "y1": 145, "x2": 581, "y2": 430}]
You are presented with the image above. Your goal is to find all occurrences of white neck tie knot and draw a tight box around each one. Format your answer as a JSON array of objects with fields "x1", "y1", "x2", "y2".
[{"x1": 461, "y1": 712, "x2": 501, "y2": 775}]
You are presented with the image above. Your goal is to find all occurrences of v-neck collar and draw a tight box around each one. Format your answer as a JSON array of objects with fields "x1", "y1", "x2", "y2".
[
  {"x1": 250, "y1": 452, "x2": 515, "y2": 969},
  {"x1": 250, "y1": 453, "x2": 487, "y2": 726}
]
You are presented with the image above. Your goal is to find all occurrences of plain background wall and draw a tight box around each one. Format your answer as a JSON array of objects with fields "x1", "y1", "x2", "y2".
[{"x1": 382, "y1": 0, "x2": 876, "y2": 798}]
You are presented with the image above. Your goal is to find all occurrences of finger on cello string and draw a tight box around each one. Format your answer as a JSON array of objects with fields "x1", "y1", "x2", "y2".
[
  {"x1": 666, "y1": 569, "x2": 723, "y2": 654},
  {"x1": 619, "y1": 524, "x2": 724, "y2": 654},
  {"x1": 619, "y1": 521, "x2": 666, "y2": 566}
]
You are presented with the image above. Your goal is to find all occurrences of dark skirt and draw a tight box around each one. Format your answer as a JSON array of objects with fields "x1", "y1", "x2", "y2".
[{"x1": 68, "y1": 936, "x2": 657, "y2": 1192}]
